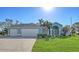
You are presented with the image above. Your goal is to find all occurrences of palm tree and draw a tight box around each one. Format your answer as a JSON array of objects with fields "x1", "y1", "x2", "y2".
[
  {"x1": 44, "y1": 20, "x2": 52, "y2": 35},
  {"x1": 39, "y1": 19, "x2": 44, "y2": 26},
  {"x1": 39, "y1": 19, "x2": 52, "y2": 36},
  {"x1": 47, "y1": 22, "x2": 52, "y2": 36}
]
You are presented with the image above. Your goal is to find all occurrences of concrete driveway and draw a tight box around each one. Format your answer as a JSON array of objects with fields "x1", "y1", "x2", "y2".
[{"x1": 0, "y1": 38, "x2": 36, "y2": 52}]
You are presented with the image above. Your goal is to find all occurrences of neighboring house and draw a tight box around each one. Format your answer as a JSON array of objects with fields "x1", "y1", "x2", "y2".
[
  {"x1": 72, "y1": 25, "x2": 79, "y2": 35},
  {"x1": 62, "y1": 25, "x2": 71, "y2": 36},
  {"x1": 9, "y1": 24, "x2": 40, "y2": 38},
  {"x1": 52, "y1": 22, "x2": 63, "y2": 37},
  {"x1": 65, "y1": 31, "x2": 71, "y2": 36}
]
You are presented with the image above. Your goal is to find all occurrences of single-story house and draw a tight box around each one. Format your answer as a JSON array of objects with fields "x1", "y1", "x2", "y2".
[
  {"x1": 9, "y1": 24, "x2": 41, "y2": 38},
  {"x1": 72, "y1": 25, "x2": 79, "y2": 35}
]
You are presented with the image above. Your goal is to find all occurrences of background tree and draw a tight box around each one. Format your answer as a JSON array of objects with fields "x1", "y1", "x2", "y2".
[
  {"x1": 3, "y1": 28, "x2": 8, "y2": 35},
  {"x1": 73, "y1": 22, "x2": 79, "y2": 26},
  {"x1": 5, "y1": 18, "x2": 13, "y2": 36},
  {"x1": 16, "y1": 20, "x2": 19, "y2": 25},
  {"x1": 63, "y1": 25, "x2": 71, "y2": 36},
  {"x1": 39, "y1": 19, "x2": 44, "y2": 26}
]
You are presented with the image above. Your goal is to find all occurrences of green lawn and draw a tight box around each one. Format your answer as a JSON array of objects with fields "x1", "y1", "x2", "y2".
[{"x1": 32, "y1": 35, "x2": 79, "y2": 52}]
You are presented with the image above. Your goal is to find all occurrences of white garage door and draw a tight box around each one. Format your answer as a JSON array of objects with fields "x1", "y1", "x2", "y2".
[
  {"x1": 10, "y1": 29, "x2": 39, "y2": 38},
  {"x1": 21, "y1": 29, "x2": 39, "y2": 38},
  {"x1": 10, "y1": 29, "x2": 18, "y2": 37}
]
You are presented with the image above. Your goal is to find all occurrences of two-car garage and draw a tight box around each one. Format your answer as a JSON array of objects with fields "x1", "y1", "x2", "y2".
[{"x1": 9, "y1": 24, "x2": 40, "y2": 38}]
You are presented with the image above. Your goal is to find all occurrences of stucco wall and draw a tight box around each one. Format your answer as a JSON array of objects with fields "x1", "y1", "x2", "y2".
[{"x1": 9, "y1": 29, "x2": 39, "y2": 37}]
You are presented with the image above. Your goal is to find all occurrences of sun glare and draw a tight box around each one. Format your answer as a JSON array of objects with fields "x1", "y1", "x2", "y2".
[{"x1": 42, "y1": 7, "x2": 54, "y2": 11}]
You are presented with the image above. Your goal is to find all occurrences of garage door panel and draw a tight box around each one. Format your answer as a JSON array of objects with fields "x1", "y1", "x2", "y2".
[
  {"x1": 10, "y1": 29, "x2": 17, "y2": 36},
  {"x1": 21, "y1": 29, "x2": 38, "y2": 37}
]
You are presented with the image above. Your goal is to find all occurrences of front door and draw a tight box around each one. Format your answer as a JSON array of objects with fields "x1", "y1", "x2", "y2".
[{"x1": 52, "y1": 26, "x2": 59, "y2": 37}]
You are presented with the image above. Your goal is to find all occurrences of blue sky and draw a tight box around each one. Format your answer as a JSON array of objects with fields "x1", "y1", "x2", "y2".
[{"x1": 0, "y1": 7, "x2": 79, "y2": 26}]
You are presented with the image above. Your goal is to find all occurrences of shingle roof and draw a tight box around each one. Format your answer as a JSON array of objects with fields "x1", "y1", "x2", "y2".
[
  {"x1": 53, "y1": 22, "x2": 63, "y2": 27},
  {"x1": 10, "y1": 24, "x2": 40, "y2": 29}
]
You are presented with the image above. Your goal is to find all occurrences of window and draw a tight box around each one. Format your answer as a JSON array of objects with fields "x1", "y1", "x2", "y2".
[{"x1": 17, "y1": 29, "x2": 21, "y2": 34}]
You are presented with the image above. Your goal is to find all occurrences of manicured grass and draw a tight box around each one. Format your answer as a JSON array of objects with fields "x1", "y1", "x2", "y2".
[{"x1": 32, "y1": 35, "x2": 79, "y2": 52}]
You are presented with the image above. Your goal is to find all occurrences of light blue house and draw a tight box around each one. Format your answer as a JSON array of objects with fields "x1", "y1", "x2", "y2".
[
  {"x1": 51, "y1": 22, "x2": 63, "y2": 37},
  {"x1": 39, "y1": 22, "x2": 63, "y2": 37}
]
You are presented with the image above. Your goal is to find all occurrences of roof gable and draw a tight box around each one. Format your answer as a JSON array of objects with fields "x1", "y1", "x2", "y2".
[{"x1": 53, "y1": 22, "x2": 63, "y2": 27}]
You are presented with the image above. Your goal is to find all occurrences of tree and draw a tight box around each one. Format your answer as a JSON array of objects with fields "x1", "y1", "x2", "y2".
[
  {"x1": 39, "y1": 19, "x2": 47, "y2": 35},
  {"x1": 39, "y1": 19, "x2": 44, "y2": 26},
  {"x1": 16, "y1": 20, "x2": 19, "y2": 24},
  {"x1": 44, "y1": 20, "x2": 52, "y2": 36},
  {"x1": 5, "y1": 18, "x2": 13, "y2": 27},
  {"x1": 63, "y1": 25, "x2": 71, "y2": 36},
  {"x1": 5, "y1": 18, "x2": 13, "y2": 36},
  {"x1": 73, "y1": 22, "x2": 79, "y2": 26},
  {"x1": 3, "y1": 28, "x2": 8, "y2": 35},
  {"x1": 39, "y1": 19, "x2": 52, "y2": 36}
]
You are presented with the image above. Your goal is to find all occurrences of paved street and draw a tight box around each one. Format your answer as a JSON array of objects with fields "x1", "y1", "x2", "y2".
[{"x1": 0, "y1": 38, "x2": 36, "y2": 52}]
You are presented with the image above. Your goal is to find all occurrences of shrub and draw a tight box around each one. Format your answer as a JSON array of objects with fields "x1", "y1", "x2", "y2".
[
  {"x1": 47, "y1": 35, "x2": 51, "y2": 37},
  {"x1": 37, "y1": 34, "x2": 48, "y2": 39}
]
